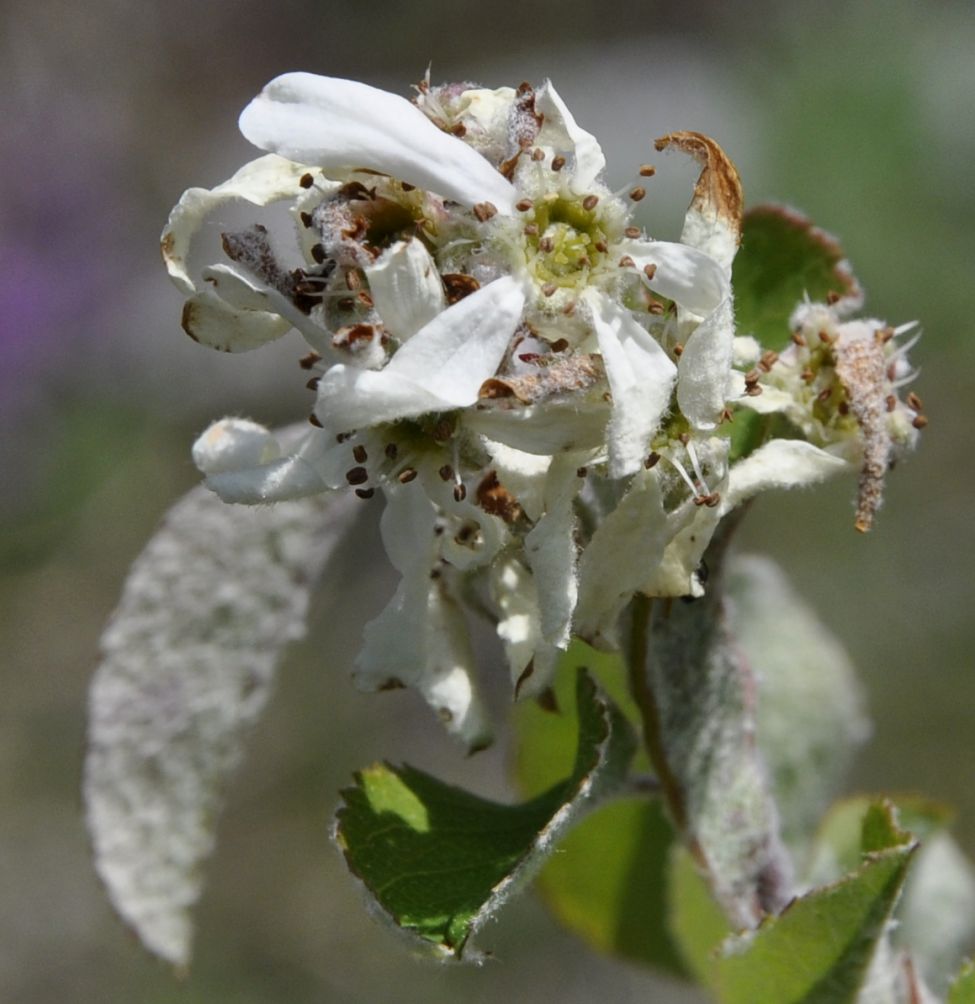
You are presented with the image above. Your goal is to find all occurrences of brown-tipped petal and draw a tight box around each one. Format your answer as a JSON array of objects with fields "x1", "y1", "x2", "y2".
[{"x1": 654, "y1": 131, "x2": 743, "y2": 270}]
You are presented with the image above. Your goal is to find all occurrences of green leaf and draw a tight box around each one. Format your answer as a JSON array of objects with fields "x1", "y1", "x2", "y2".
[
  {"x1": 949, "y1": 961, "x2": 975, "y2": 1004},
  {"x1": 732, "y1": 204, "x2": 862, "y2": 350},
  {"x1": 715, "y1": 843, "x2": 917, "y2": 1004},
  {"x1": 726, "y1": 555, "x2": 869, "y2": 854},
  {"x1": 334, "y1": 670, "x2": 635, "y2": 959},
  {"x1": 667, "y1": 846, "x2": 732, "y2": 987}
]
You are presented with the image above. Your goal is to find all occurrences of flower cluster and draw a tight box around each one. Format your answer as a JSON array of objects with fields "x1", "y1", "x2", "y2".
[{"x1": 163, "y1": 72, "x2": 922, "y2": 746}]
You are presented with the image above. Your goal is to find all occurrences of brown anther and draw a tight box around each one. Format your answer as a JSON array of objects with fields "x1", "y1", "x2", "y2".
[
  {"x1": 801, "y1": 368, "x2": 816, "y2": 384},
  {"x1": 438, "y1": 464, "x2": 454, "y2": 482},
  {"x1": 826, "y1": 290, "x2": 841, "y2": 305},
  {"x1": 838, "y1": 401, "x2": 850, "y2": 416},
  {"x1": 791, "y1": 331, "x2": 807, "y2": 347},
  {"x1": 397, "y1": 467, "x2": 418, "y2": 484},
  {"x1": 876, "y1": 326, "x2": 895, "y2": 344},
  {"x1": 577, "y1": 255, "x2": 592, "y2": 268},
  {"x1": 442, "y1": 273, "x2": 481, "y2": 304},
  {"x1": 643, "y1": 263, "x2": 658, "y2": 280},
  {"x1": 310, "y1": 244, "x2": 327, "y2": 264},
  {"x1": 346, "y1": 466, "x2": 369, "y2": 485},
  {"x1": 629, "y1": 186, "x2": 647, "y2": 202},
  {"x1": 336, "y1": 432, "x2": 352, "y2": 443},
  {"x1": 647, "y1": 299, "x2": 666, "y2": 315},
  {"x1": 816, "y1": 386, "x2": 832, "y2": 403},
  {"x1": 308, "y1": 413, "x2": 324, "y2": 428},
  {"x1": 678, "y1": 432, "x2": 690, "y2": 445},
  {"x1": 582, "y1": 194, "x2": 599, "y2": 211},
  {"x1": 549, "y1": 338, "x2": 570, "y2": 352},
  {"x1": 299, "y1": 211, "x2": 314, "y2": 228},
  {"x1": 760, "y1": 350, "x2": 779, "y2": 371},
  {"x1": 401, "y1": 181, "x2": 415, "y2": 192},
  {"x1": 703, "y1": 492, "x2": 721, "y2": 508},
  {"x1": 644, "y1": 452, "x2": 661, "y2": 469},
  {"x1": 624, "y1": 226, "x2": 642, "y2": 239},
  {"x1": 551, "y1": 155, "x2": 566, "y2": 172},
  {"x1": 639, "y1": 164, "x2": 656, "y2": 177},
  {"x1": 476, "y1": 470, "x2": 523, "y2": 523},
  {"x1": 299, "y1": 351, "x2": 322, "y2": 370},
  {"x1": 531, "y1": 147, "x2": 546, "y2": 161},
  {"x1": 594, "y1": 239, "x2": 609, "y2": 253},
  {"x1": 352, "y1": 444, "x2": 368, "y2": 464},
  {"x1": 744, "y1": 368, "x2": 761, "y2": 385},
  {"x1": 516, "y1": 198, "x2": 534, "y2": 211},
  {"x1": 453, "y1": 483, "x2": 467, "y2": 502},
  {"x1": 720, "y1": 407, "x2": 734, "y2": 424},
  {"x1": 299, "y1": 173, "x2": 315, "y2": 189},
  {"x1": 306, "y1": 376, "x2": 321, "y2": 391},
  {"x1": 907, "y1": 391, "x2": 923, "y2": 411},
  {"x1": 450, "y1": 122, "x2": 467, "y2": 137},
  {"x1": 542, "y1": 283, "x2": 558, "y2": 297},
  {"x1": 432, "y1": 416, "x2": 456, "y2": 441},
  {"x1": 618, "y1": 255, "x2": 635, "y2": 268},
  {"x1": 745, "y1": 385, "x2": 764, "y2": 397},
  {"x1": 818, "y1": 330, "x2": 834, "y2": 344},
  {"x1": 473, "y1": 202, "x2": 498, "y2": 222},
  {"x1": 912, "y1": 414, "x2": 929, "y2": 429},
  {"x1": 356, "y1": 291, "x2": 374, "y2": 308},
  {"x1": 886, "y1": 394, "x2": 898, "y2": 412},
  {"x1": 693, "y1": 495, "x2": 707, "y2": 507},
  {"x1": 538, "y1": 237, "x2": 554, "y2": 253},
  {"x1": 455, "y1": 524, "x2": 475, "y2": 544},
  {"x1": 384, "y1": 442, "x2": 399, "y2": 460},
  {"x1": 576, "y1": 466, "x2": 588, "y2": 478},
  {"x1": 345, "y1": 270, "x2": 362, "y2": 290},
  {"x1": 673, "y1": 343, "x2": 684, "y2": 357},
  {"x1": 355, "y1": 487, "x2": 375, "y2": 500},
  {"x1": 524, "y1": 223, "x2": 540, "y2": 237}
]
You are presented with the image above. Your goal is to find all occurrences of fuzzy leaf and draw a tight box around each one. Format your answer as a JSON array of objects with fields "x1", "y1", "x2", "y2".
[
  {"x1": 726, "y1": 555, "x2": 869, "y2": 853},
  {"x1": 333, "y1": 671, "x2": 635, "y2": 959},
  {"x1": 733, "y1": 204, "x2": 863, "y2": 349},
  {"x1": 715, "y1": 842, "x2": 917, "y2": 1003},
  {"x1": 511, "y1": 642, "x2": 687, "y2": 974},
  {"x1": 85, "y1": 485, "x2": 357, "y2": 966}
]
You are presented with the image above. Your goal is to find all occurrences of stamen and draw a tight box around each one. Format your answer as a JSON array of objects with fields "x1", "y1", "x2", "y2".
[
  {"x1": 628, "y1": 186, "x2": 646, "y2": 202},
  {"x1": 685, "y1": 440, "x2": 711, "y2": 495},
  {"x1": 346, "y1": 466, "x2": 369, "y2": 485},
  {"x1": 299, "y1": 351, "x2": 322, "y2": 370},
  {"x1": 305, "y1": 376, "x2": 320, "y2": 391},
  {"x1": 299, "y1": 173, "x2": 315, "y2": 189},
  {"x1": 582, "y1": 195, "x2": 599, "y2": 211},
  {"x1": 551, "y1": 155, "x2": 566, "y2": 172},
  {"x1": 453, "y1": 483, "x2": 467, "y2": 502},
  {"x1": 473, "y1": 202, "x2": 498, "y2": 222},
  {"x1": 384, "y1": 442, "x2": 399, "y2": 460},
  {"x1": 639, "y1": 164, "x2": 656, "y2": 177},
  {"x1": 516, "y1": 198, "x2": 534, "y2": 211},
  {"x1": 355, "y1": 488, "x2": 375, "y2": 500},
  {"x1": 667, "y1": 455, "x2": 701, "y2": 498},
  {"x1": 352, "y1": 444, "x2": 368, "y2": 464},
  {"x1": 398, "y1": 467, "x2": 418, "y2": 484},
  {"x1": 643, "y1": 263, "x2": 657, "y2": 280},
  {"x1": 891, "y1": 370, "x2": 920, "y2": 390},
  {"x1": 644, "y1": 452, "x2": 660, "y2": 469},
  {"x1": 624, "y1": 227, "x2": 642, "y2": 239},
  {"x1": 531, "y1": 148, "x2": 546, "y2": 162},
  {"x1": 438, "y1": 464, "x2": 454, "y2": 481},
  {"x1": 308, "y1": 414, "x2": 323, "y2": 428}
]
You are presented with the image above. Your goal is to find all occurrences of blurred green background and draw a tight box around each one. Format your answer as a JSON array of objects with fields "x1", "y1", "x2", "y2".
[{"x1": 2, "y1": 1, "x2": 972, "y2": 1000}]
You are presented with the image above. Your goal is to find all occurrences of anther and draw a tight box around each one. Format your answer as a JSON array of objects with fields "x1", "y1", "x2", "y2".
[
  {"x1": 551, "y1": 155, "x2": 566, "y2": 172},
  {"x1": 643, "y1": 263, "x2": 657, "y2": 280},
  {"x1": 703, "y1": 492, "x2": 721, "y2": 508},
  {"x1": 582, "y1": 194, "x2": 599, "y2": 211},
  {"x1": 384, "y1": 442, "x2": 399, "y2": 460},
  {"x1": 355, "y1": 487, "x2": 375, "y2": 500},
  {"x1": 524, "y1": 224, "x2": 540, "y2": 236},
  {"x1": 673, "y1": 343, "x2": 684, "y2": 356},
  {"x1": 401, "y1": 181, "x2": 415, "y2": 191},
  {"x1": 299, "y1": 351, "x2": 322, "y2": 370},
  {"x1": 299, "y1": 173, "x2": 315, "y2": 189},
  {"x1": 398, "y1": 467, "x2": 418, "y2": 484},
  {"x1": 744, "y1": 369, "x2": 761, "y2": 385},
  {"x1": 310, "y1": 244, "x2": 327, "y2": 264},
  {"x1": 516, "y1": 198, "x2": 534, "y2": 211},
  {"x1": 576, "y1": 466, "x2": 588, "y2": 478},
  {"x1": 639, "y1": 164, "x2": 656, "y2": 177},
  {"x1": 629, "y1": 186, "x2": 646, "y2": 202},
  {"x1": 346, "y1": 466, "x2": 369, "y2": 485},
  {"x1": 644, "y1": 452, "x2": 660, "y2": 469},
  {"x1": 594, "y1": 239, "x2": 609, "y2": 253},
  {"x1": 912, "y1": 415, "x2": 929, "y2": 429},
  {"x1": 336, "y1": 432, "x2": 352, "y2": 443},
  {"x1": 345, "y1": 271, "x2": 362, "y2": 291},
  {"x1": 577, "y1": 255, "x2": 592, "y2": 268},
  {"x1": 531, "y1": 148, "x2": 545, "y2": 161},
  {"x1": 306, "y1": 376, "x2": 320, "y2": 391},
  {"x1": 801, "y1": 368, "x2": 816, "y2": 384},
  {"x1": 826, "y1": 290, "x2": 841, "y2": 305},
  {"x1": 886, "y1": 394, "x2": 898, "y2": 412},
  {"x1": 907, "y1": 391, "x2": 923, "y2": 411},
  {"x1": 438, "y1": 464, "x2": 454, "y2": 481},
  {"x1": 816, "y1": 386, "x2": 832, "y2": 403},
  {"x1": 791, "y1": 331, "x2": 807, "y2": 347},
  {"x1": 453, "y1": 483, "x2": 467, "y2": 502},
  {"x1": 356, "y1": 291, "x2": 374, "y2": 308},
  {"x1": 618, "y1": 255, "x2": 635, "y2": 268},
  {"x1": 542, "y1": 283, "x2": 558, "y2": 297},
  {"x1": 818, "y1": 330, "x2": 834, "y2": 344},
  {"x1": 309, "y1": 413, "x2": 324, "y2": 427},
  {"x1": 538, "y1": 237, "x2": 554, "y2": 253},
  {"x1": 875, "y1": 326, "x2": 895, "y2": 344},
  {"x1": 624, "y1": 226, "x2": 641, "y2": 239},
  {"x1": 299, "y1": 211, "x2": 314, "y2": 228},
  {"x1": 473, "y1": 202, "x2": 498, "y2": 222},
  {"x1": 352, "y1": 444, "x2": 368, "y2": 464},
  {"x1": 759, "y1": 350, "x2": 779, "y2": 372},
  {"x1": 745, "y1": 385, "x2": 764, "y2": 397}
]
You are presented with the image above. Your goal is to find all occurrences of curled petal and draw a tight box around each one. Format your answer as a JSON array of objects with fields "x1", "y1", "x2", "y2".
[
  {"x1": 192, "y1": 418, "x2": 281, "y2": 475},
  {"x1": 181, "y1": 288, "x2": 291, "y2": 353},
  {"x1": 535, "y1": 81, "x2": 606, "y2": 192},
  {"x1": 239, "y1": 72, "x2": 517, "y2": 212},
  {"x1": 655, "y1": 130, "x2": 743, "y2": 272},
  {"x1": 316, "y1": 276, "x2": 524, "y2": 430},
  {"x1": 161, "y1": 154, "x2": 316, "y2": 296},
  {"x1": 586, "y1": 291, "x2": 677, "y2": 478},
  {"x1": 617, "y1": 238, "x2": 728, "y2": 317},
  {"x1": 364, "y1": 239, "x2": 446, "y2": 341},
  {"x1": 676, "y1": 296, "x2": 736, "y2": 430},
  {"x1": 722, "y1": 439, "x2": 850, "y2": 514}
]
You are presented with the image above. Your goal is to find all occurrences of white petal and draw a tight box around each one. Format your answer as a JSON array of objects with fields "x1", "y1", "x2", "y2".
[
  {"x1": 617, "y1": 239, "x2": 728, "y2": 317},
  {"x1": 192, "y1": 418, "x2": 281, "y2": 474},
  {"x1": 587, "y1": 291, "x2": 677, "y2": 477},
  {"x1": 200, "y1": 427, "x2": 333, "y2": 503},
  {"x1": 364, "y1": 238, "x2": 446, "y2": 341},
  {"x1": 676, "y1": 296, "x2": 736, "y2": 430},
  {"x1": 239, "y1": 72, "x2": 517, "y2": 212},
  {"x1": 180, "y1": 288, "x2": 291, "y2": 353},
  {"x1": 480, "y1": 439, "x2": 551, "y2": 522},
  {"x1": 85, "y1": 485, "x2": 355, "y2": 965},
  {"x1": 535, "y1": 81, "x2": 606, "y2": 193},
  {"x1": 162, "y1": 154, "x2": 315, "y2": 296},
  {"x1": 524, "y1": 455, "x2": 583, "y2": 649},
  {"x1": 316, "y1": 276, "x2": 524, "y2": 430},
  {"x1": 464, "y1": 400, "x2": 609, "y2": 455},
  {"x1": 575, "y1": 469, "x2": 670, "y2": 645},
  {"x1": 722, "y1": 440, "x2": 851, "y2": 514}
]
